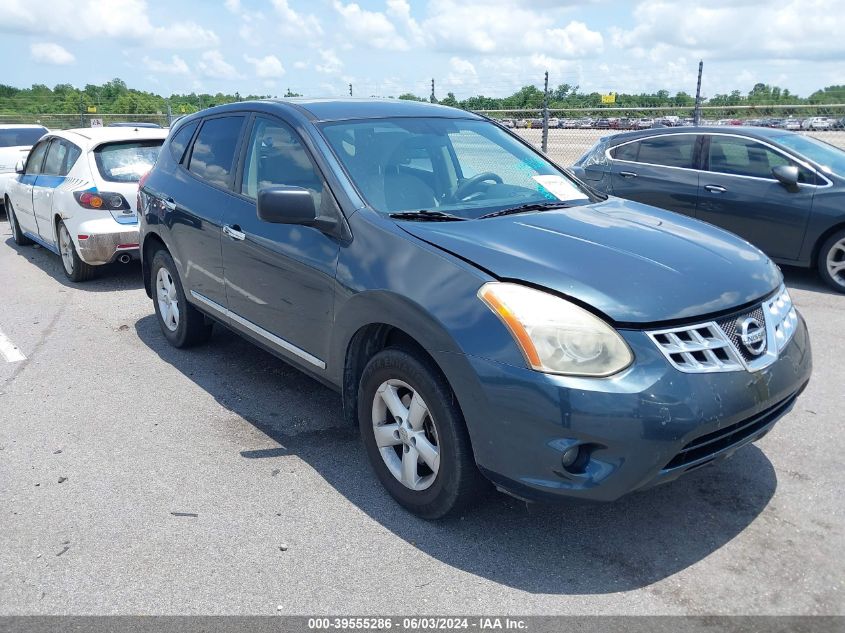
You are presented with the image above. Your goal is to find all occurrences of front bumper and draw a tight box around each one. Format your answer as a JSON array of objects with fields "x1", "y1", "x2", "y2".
[{"x1": 441, "y1": 313, "x2": 812, "y2": 503}]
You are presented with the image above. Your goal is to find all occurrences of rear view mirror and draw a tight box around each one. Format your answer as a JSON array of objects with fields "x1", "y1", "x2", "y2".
[
  {"x1": 772, "y1": 165, "x2": 799, "y2": 190},
  {"x1": 257, "y1": 186, "x2": 317, "y2": 225},
  {"x1": 15, "y1": 159, "x2": 24, "y2": 174}
]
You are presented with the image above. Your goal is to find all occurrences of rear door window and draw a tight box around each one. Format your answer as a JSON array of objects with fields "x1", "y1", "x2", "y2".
[
  {"x1": 633, "y1": 135, "x2": 697, "y2": 168},
  {"x1": 610, "y1": 141, "x2": 640, "y2": 162},
  {"x1": 42, "y1": 140, "x2": 68, "y2": 176},
  {"x1": 42, "y1": 140, "x2": 81, "y2": 176},
  {"x1": 94, "y1": 140, "x2": 163, "y2": 182},
  {"x1": 188, "y1": 116, "x2": 245, "y2": 189}
]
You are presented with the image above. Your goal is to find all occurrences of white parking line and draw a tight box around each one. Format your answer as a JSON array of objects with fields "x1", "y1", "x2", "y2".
[{"x1": 0, "y1": 329, "x2": 26, "y2": 362}]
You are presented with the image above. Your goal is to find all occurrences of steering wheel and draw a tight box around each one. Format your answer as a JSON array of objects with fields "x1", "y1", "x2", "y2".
[{"x1": 451, "y1": 171, "x2": 503, "y2": 201}]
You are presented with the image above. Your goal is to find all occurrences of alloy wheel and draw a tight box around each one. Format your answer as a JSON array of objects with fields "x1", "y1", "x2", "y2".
[
  {"x1": 156, "y1": 267, "x2": 180, "y2": 332},
  {"x1": 371, "y1": 379, "x2": 440, "y2": 491},
  {"x1": 826, "y1": 238, "x2": 845, "y2": 288}
]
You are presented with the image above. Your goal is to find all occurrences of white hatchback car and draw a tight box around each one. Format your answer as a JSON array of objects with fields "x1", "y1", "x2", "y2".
[
  {"x1": 0, "y1": 124, "x2": 49, "y2": 207},
  {"x1": 5, "y1": 127, "x2": 167, "y2": 281}
]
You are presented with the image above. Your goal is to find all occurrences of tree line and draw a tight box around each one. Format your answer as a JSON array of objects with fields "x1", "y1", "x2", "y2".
[{"x1": 0, "y1": 78, "x2": 842, "y2": 116}]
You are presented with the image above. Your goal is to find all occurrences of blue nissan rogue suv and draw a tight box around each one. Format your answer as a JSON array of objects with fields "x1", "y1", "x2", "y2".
[{"x1": 138, "y1": 99, "x2": 812, "y2": 518}]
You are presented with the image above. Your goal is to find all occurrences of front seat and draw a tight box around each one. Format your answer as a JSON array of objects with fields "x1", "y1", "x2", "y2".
[{"x1": 383, "y1": 138, "x2": 438, "y2": 212}]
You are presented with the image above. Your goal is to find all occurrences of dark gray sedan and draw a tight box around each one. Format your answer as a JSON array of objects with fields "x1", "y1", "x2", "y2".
[{"x1": 573, "y1": 127, "x2": 845, "y2": 291}]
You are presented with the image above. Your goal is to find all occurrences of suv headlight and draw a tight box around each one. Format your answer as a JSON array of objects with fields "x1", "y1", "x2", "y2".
[{"x1": 478, "y1": 282, "x2": 633, "y2": 377}]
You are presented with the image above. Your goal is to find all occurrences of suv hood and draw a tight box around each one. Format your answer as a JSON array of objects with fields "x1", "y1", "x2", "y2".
[{"x1": 399, "y1": 198, "x2": 781, "y2": 324}]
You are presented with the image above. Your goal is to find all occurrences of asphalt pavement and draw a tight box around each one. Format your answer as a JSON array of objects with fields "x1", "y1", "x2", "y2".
[{"x1": 0, "y1": 216, "x2": 842, "y2": 615}]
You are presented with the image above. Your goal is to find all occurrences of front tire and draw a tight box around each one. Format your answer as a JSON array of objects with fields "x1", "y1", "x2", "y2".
[
  {"x1": 150, "y1": 248, "x2": 213, "y2": 347},
  {"x1": 6, "y1": 199, "x2": 33, "y2": 246},
  {"x1": 818, "y1": 229, "x2": 845, "y2": 293},
  {"x1": 58, "y1": 221, "x2": 95, "y2": 282},
  {"x1": 358, "y1": 348, "x2": 486, "y2": 519}
]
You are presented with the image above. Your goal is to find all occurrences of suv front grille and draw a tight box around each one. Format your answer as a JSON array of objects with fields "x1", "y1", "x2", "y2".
[
  {"x1": 717, "y1": 305, "x2": 767, "y2": 363},
  {"x1": 647, "y1": 285, "x2": 798, "y2": 374}
]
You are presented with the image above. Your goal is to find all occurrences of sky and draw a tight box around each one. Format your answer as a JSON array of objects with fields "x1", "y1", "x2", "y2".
[{"x1": 1, "y1": 0, "x2": 843, "y2": 99}]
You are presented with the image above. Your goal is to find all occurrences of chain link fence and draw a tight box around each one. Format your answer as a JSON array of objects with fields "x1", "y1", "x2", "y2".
[
  {"x1": 2, "y1": 104, "x2": 843, "y2": 169},
  {"x1": 0, "y1": 113, "x2": 172, "y2": 130},
  {"x1": 474, "y1": 104, "x2": 845, "y2": 166}
]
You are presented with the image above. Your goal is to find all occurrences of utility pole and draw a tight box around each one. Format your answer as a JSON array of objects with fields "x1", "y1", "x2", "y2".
[
  {"x1": 542, "y1": 70, "x2": 550, "y2": 154},
  {"x1": 693, "y1": 60, "x2": 703, "y2": 126},
  {"x1": 166, "y1": 100, "x2": 173, "y2": 127},
  {"x1": 349, "y1": 83, "x2": 353, "y2": 97},
  {"x1": 78, "y1": 96, "x2": 84, "y2": 127},
  {"x1": 430, "y1": 78, "x2": 436, "y2": 103}
]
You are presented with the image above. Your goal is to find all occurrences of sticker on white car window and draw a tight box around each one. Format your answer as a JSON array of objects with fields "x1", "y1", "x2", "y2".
[{"x1": 532, "y1": 175, "x2": 589, "y2": 201}]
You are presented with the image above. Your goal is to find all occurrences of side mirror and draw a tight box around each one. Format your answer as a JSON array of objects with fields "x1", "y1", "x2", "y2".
[
  {"x1": 15, "y1": 159, "x2": 25, "y2": 174},
  {"x1": 257, "y1": 186, "x2": 317, "y2": 225},
  {"x1": 772, "y1": 165, "x2": 799, "y2": 190}
]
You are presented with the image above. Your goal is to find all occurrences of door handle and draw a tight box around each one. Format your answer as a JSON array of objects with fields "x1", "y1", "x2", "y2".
[
  {"x1": 162, "y1": 197, "x2": 177, "y2": 210},
  {"x1": 704, "y1": 184, "x2": 727, "y2": 194},
  {"x1": 222, "y1": 224, "x2": 246, "y2": 241},
  {"x1": 619, "y1": 171, "x2": 638, "y2": 178}
]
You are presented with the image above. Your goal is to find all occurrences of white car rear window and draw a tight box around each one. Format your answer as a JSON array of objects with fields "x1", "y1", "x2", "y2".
[{"x1": 94, "y1": 140, "x2": 163, "y2": 183}]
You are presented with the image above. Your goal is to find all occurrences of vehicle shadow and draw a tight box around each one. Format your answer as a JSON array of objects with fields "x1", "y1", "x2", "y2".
[
  {"x1": 134, "y1": 313, "x2": 778, "y2": 595},
  {"x1": 781, "y1": 264, "x2": 841, "y2": 296},
  {"x1": 2, "y1": 231, "x2": 144, "y2": 293}
]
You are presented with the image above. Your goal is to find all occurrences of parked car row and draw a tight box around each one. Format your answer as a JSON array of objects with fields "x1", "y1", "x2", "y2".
[
  {"x1": 5, "y1": 100, "x2": 814, "y2": 520},
  {"x1": 495, "y1": 115, "x2": 845, "y2": 131}
]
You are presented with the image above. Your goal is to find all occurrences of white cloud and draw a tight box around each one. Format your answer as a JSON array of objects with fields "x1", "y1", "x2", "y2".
[
  {"x1": 422, "y1": 0, "x2": 603, "y2": 56},
  {"x1": 142, "y1": 54, "x2": 190, "y2": 75},
  {"x1": 0, "y1": 0, "x2": 219, "y2": 49},
  {"x1": 315, "y1": 49, "x2": 343, "y2": 74},
  {"x1": 613, "y1": 0, "x2": 845, "y2": 62},
  {"x1": 224, "y1": 0, "x2": 241, "y2": 13},
  {"x1": 446, "y1": 57, "x2": 478, "y2": 87},
  {"x1": 30, "y1": 42, "x2": 75, "y2": 65},
  {"x1": 386, "y1": 0, "x2": 424, "y2": 45},
  {"x1": 197, "y1": 50, "x2": 241, "y2": 80},
  {"x1": 273, "y1": 0, "x2": 323, "y2": 39},
  {"x1": 244, "y1": 54, "x2": 285, "y2": 78},
  {"x1": 333, "y1": 1, "x2": 408, "y2": 50}
]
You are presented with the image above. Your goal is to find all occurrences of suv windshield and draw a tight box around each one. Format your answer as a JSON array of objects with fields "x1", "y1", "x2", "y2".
[
  {"x1": 94, "y1": 140, "x2": 163, "y2": 182},
  {"x1": 0, "y1": 127, "x2": 48, "y2": 148},
  {"x1": 773, "y1": 133, "x2": 845, "y2": 177},
  {"x1": 320, "y1": 117, "x2": 589, "y2": 218}
]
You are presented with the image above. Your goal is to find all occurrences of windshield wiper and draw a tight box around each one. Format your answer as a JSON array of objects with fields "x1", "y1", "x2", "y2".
[
  {"x1": 477, "y1": 201, "x2": 572, "y2": 220},
  {"x1": 389, "y1": 210, "x2": 467, "y2": 222}
]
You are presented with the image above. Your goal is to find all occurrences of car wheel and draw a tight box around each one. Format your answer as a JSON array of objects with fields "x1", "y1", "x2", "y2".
[
  {"x1": 58, "y1": 221, "x2": 96, "y2": 282},
  {"x1": 6, "y1": 199, "x2": 33, "y2": 246},
  {"x1": 150, "y1": 248, "x2": 213, "y2": 347},
  {"x1": 818, "y1": 229, "x2": 845, "y2": 293},
  {"x1": 358, "y1": 347, "x2": 486, "y2": 519}
]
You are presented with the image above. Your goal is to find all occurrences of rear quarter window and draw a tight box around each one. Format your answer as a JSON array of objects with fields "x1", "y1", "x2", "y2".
[
  {"x1": 168, "y1": 120, "x2": 198, "y2": 163},
  {"x1": 94, "y1": 140, "x2": 163, "y2": 183}
]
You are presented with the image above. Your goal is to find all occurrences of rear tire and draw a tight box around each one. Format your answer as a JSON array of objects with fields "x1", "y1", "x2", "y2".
[
  {"x1": 818, "y1": 229, "x2": 845, "y2": 293},
  {"x1": 358, "y1": 347, "x2": 486, "y2": 519},
  {"x1": 58, "y1": 221, "x2": 96, "y2": 282},
  {"x1": 150, "y1": 248, "x2": 213, "y2": 347},
  {"x1": 6, "y1": 199, "x2": 33, "y2": 246}
]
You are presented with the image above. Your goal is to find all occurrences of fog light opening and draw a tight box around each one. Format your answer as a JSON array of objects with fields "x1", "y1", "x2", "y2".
[{"x1": 561, "y1": 444, "x2": 588, "y2": 474}]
